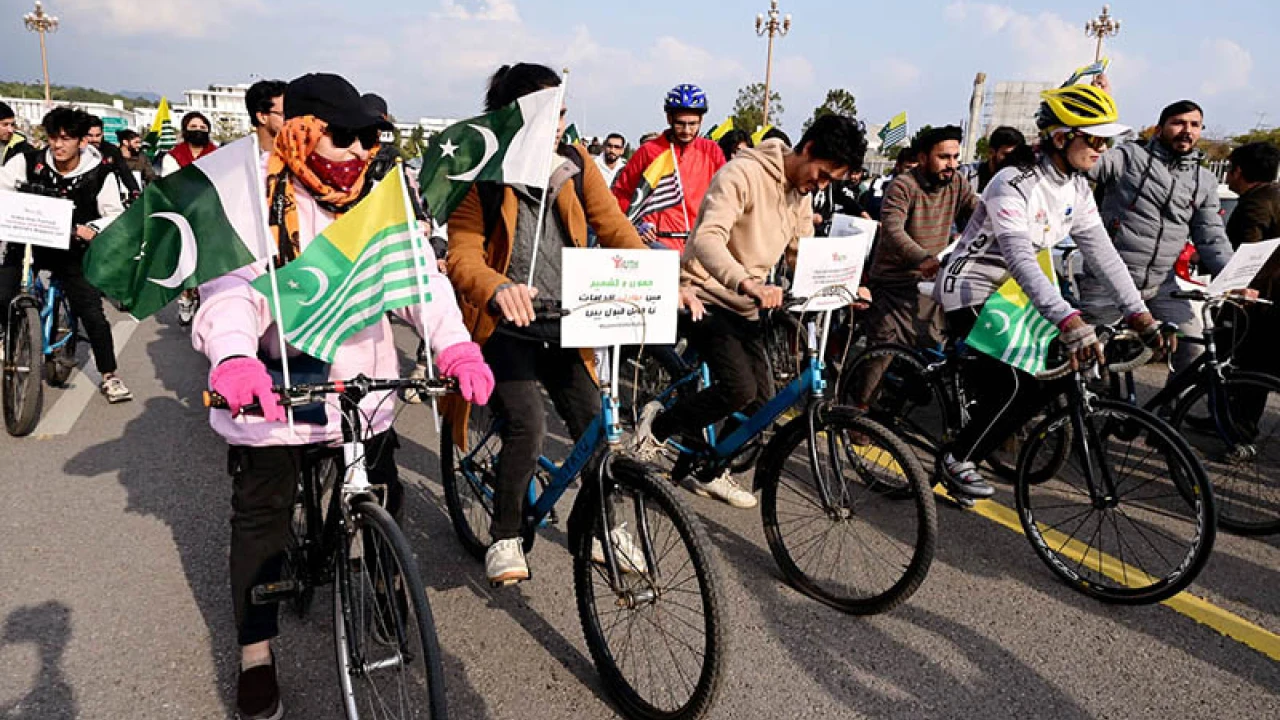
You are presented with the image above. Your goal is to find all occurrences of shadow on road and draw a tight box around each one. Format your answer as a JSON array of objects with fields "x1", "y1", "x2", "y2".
[{"x1": 1, "y1": 601, "x2": 77, "y2": 720}]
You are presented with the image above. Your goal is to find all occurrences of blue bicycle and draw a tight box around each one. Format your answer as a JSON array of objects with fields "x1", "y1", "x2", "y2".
[
  {"x1": 635, "y1": 292, "x2": 937, "y2": 615},
  {"x1": 439, "y1": 304, "x2": 726, "y2": 720},
  {"x1": 3, "y1": 244, "x2": 79, "y2": 436}
]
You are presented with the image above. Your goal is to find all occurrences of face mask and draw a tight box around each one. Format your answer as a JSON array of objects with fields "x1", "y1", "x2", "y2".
[
  {"x1": 183, "y1": 129, "x2": 210, "y2": 146},
  {"x1": 306, "y1": 152, "x2": 366, "y2": 191}
]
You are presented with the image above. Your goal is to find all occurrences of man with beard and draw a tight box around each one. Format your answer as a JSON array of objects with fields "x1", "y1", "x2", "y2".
[
  {"x1": 1079, "y1": 96, "x2": 1232, "y2": 371},
  {"x1": 595, "y1": 132, "x2": 627, "y2": 187},
  {"x1": 850, "y1": 124, "x2": 976, "y2": 407},
  {"x1": 116, "y1": 129, "x2": 157, "y2": 187},
  {"x1": 85, "y1": 115, "x2": 140, "y2": 197}
]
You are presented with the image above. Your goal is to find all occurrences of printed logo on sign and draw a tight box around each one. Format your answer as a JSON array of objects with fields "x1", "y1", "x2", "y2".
[
  {"x1": 1065, "y1": 206, "x2": 1073, "y2": 217},
  {"x1": 1034, "y1": 209, "x2": 1048, "y2": 225},
  {"x1": 613, "y1": 255, "x2": 640, "y2": 271},
  {"x1": 831, "y1": 252, "x2": 848, "y2": 263}
]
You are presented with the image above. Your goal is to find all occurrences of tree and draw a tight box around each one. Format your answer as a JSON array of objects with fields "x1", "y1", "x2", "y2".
[
  {"x1": 731, "y1": 83, "x2": 783, "y2": 134},
  {"x1": 802, "y1": 89, "x2": 857, "y2": 133},
  {"x1": 212, "y1": 116, "x2": 243, "y2": 145},
  {"x1": 399, "y1": 126, "x2": 427, "y2": 160},
  {"x1": 1232, "y1": 127, "x2": 1280, "y2": 147},
  {"x1": 974, "y1": 135, "x2": 990, "y2": 160}
]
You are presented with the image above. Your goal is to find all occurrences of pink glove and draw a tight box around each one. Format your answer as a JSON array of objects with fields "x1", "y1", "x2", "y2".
[
  {"x1": 436, "y1": 342, "x2": 494, "y2": 406},
  {"x1": 209, "y1": 357, "x2": 286, "y2": 423}
]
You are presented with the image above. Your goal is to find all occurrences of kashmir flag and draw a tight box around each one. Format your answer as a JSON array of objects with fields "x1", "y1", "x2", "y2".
[
  {"x1": 706, "y1": 117, "x2": 734, "y2": 141},
  {"x1": 143, "y1": 97, "x2": 178, "y2": 160},
  {"x1": 417, "y1": 86, "x2": 561, "y2": 223},
  {"x1": 625, "y1": 147, "x2": 684, "y2": 223},
  {"x1": 965, "y1": 249, "x2": 1061, "y2": 374},
  {"x1": 878, "y1": 112, "x2": 908, "y2": 149},
  {"x1": 563, "y1": 123, "x2": 582, "y2": 145},
  {"x1": 252, "y1": 169, "x2": 427, "y2": 362},
  {"x1": 84, "y1": 136, "x2": 272, "y2": 319},
  {"x1": 751, "y1": 124, "x2": 773, "y2": 146}
]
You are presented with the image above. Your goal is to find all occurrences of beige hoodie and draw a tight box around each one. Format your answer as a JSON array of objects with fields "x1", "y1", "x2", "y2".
[{"x1": 681, "y1": 139, "x2": 812, "y2": 318}]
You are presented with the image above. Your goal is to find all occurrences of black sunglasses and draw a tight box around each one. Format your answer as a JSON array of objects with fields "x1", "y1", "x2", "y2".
[{"x1": 328, "y1": 125, "x2": 380, "y2": 149}]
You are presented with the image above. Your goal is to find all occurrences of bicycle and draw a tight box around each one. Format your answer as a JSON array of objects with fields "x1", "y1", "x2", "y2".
[
  {"x1": 3, "y1": 243, "x2": 80, "y2": 437},
  {"x1": 439, "y1": 302, "x2": 726, "y2": 720},
  {"x1": 843, "y1": 328, "x2": 1217, "y2": 604},
  {"x1": 636, "y1": 290, "x2": 937, "y2": 616},
  {"x1": 1105, "y1": 288, "x2": 1280, "y2": 536},
  {"x1": 206, "y1": 374, "x2": 452, "y2": 720}
]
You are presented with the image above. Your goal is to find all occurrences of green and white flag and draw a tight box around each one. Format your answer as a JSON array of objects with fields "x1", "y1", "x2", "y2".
[
  {"x1": 563, "y1": 123, "x2": 582, "y2": 145},
  {"x1": 84, "y1": 136, "x2": 272, "y2": 319},
  {"x1": 417, "y1": 86, "x2": 560, "y2": 223},
  {"x1": 251, "y1": 169, "x2": 428, "y2": 362},
  {"x1": 965, "y1": 249, "x2": 1061, "y2": 374}
]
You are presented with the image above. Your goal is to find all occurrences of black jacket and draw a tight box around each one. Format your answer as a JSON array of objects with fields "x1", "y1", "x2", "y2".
[{"x1": 1226, "y1": 182, "x2": 1280, "y2": 295}]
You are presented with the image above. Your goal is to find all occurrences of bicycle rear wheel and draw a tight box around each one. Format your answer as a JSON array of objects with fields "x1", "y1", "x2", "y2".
[
  {"x1": 4, "y1": 304, "x2": 44, "y2": 437},
  {"x1": 839, "y1": 344, "x2": 950, "y2": 463},
  {"x1": 440, "y1": 405, "x2": 500, "y2": 561},
  {"x1": 574, "y1": 456, "x2": 725, "y2": 720},
  {"x1": 758, "y1": 406, "x2": 936, "y2": 614},
  {"x1": 44, "y1": 295, "x2": 78, "y2": 387},
  {"x1": 1170, "y1": 372, "x2": 1280, "y2": 536},
  {"x1": 334, "y1": 500, "x2": 447, "y2": 719},
  {"x1": 1017, "y1": 398, "x2": 1215, "y2": 604}
]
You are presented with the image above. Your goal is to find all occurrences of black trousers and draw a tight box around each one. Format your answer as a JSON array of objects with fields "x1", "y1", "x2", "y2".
[
  {"x1": 651, "y1": 310, "x2": 772, "y2": 443},
  {"x1": 1227, "y1": 302, "x2": 1280, "y2": 429},
  {"x1": 483, "y1": 329, "x2": 600, "y2": 540},
  {"x1": 227, "y1": 431, "x2": 401, "y2": 647},
  {"x1": 0, "y1": 249, "x2": 117, "y2": 375}
]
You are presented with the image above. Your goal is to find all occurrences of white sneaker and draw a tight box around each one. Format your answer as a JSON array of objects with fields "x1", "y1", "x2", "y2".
[
  {"x1": 590, "y1": 523, "x2": 648, "y2": 574},
  {"x1": 684, "y1": 469, "x2": 757, "y2": 509},
  {"x1": 629, "y1": 400, "x2": 666, "y2": 461},
  {"x1": 100, "y1": 375, "x2": 133, "y2": 404},
  {"x1": 403, "y1": 362, "x2": 428, "y2": 405},
  {"x1": 485, "y1": 538, "x2": 529, "y2": 586},
  {"x1": 177, "y1": 292, "x2": 197, "y2": 326}
]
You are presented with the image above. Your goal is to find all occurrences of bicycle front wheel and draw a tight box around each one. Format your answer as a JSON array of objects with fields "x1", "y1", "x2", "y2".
[
  {"x1": 1017, "y1": 398, "x2": 1215, "y2": 604},
  {"x1": 840, "y1": 344, "x2": 950, "y2": 462},
  {"x1": 758, "y1": 406, "x2": 936, "y2": 614},
  {"x1": 574, "y1": 456, "x2": 725, "y2": 720},
  {"x1": 334, "y1": 501, "x2": 448, "y2": 720},
  {"x1": 4, "y1": 304, "x2": 44, "y2": 437},
  {"x1": 1170, "y1": 372, "x2": 1280, "y2": 535},
  {"x1": 440, "y1": 405, "x2": 500, "y2": 561}
]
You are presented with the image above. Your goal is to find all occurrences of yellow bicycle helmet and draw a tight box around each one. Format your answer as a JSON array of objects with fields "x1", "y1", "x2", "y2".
[{"x1": 1036, "y1": 84, "x2": 1129, "y2": 137}]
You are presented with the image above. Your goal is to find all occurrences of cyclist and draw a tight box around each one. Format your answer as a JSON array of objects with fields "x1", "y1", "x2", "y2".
[
  {"x1": 612, "y1": 84, "x2": 726, "y2": 251},
  {"x1": 163, "y1": 111, "x2": 219, "y2": 325},
  {"x1": 191, "y1": 73, "x2": 494, "y2": 720},
  {"x1": 932, "y1": 84, "x2": 1162, "y2": 496},
  {"x1": 959, "y1": 125, "x2": 1027, "y2": 193},
  {"x1": 1, "y1": 102, "x2": 34, "y2": 165},
  {"x1": 0, "y1": 107, "x2": 132, "y2": 403},
  {"x1": 631, "y1": 114, "x2": 869, "y2": 508}
]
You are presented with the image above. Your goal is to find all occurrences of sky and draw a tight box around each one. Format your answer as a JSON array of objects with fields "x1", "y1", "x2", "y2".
[{"x1": 1, "y1": 0, "x2": 1276, "y2": 142}]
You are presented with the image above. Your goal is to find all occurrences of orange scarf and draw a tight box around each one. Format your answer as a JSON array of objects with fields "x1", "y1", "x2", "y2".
[{"x1": 265, "y1": 116, "x2": 373, "y2": 264}]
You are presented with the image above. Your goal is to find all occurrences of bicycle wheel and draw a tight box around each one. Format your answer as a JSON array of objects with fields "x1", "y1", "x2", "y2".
[
  {"x1": 988, "y1": 396, "x2": 1072, "y2": 484},
  {"x1": 43, "y1": 296, "x2": 78, "y2": 387},
  {"x1": 333, "y1": 500, "x2": 448, "y2": 719},
  {"x1": 1017, "y1": 398, "x2": 1215, "y2": 604},
  {"x1": 573, "y1": 456, "x2": 725, "y2": 720},
  {"x1": 439, "y1": 405, "x2": 499, "y2": 561},
  {"x1": 840, "y1": 344, "x2": 950, "y2": 462},
  {"x1": 758, "y1": 406, "x2": 936, "y2": 614},
  {"x1": 4, "y1": 304, "x2": 44, "y2": 437},
  {"x1": 1170, "y1": 372, "x2": 1280, "y2": 535}
]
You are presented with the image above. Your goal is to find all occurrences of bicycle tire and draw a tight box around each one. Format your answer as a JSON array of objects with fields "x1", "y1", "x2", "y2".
[
  {"x1": 4, "y1": 304, "x2": 44, "y2": 437},
  {"x1": 333, "y1": 500, "x2": 448, "y2": 720},
  {"x1": 989, "y1": 396, "x2": 1072, "y2": 484},
  {"x1": 1170, "y1": 371, "x2": 1280, "y2": 536},
  {"x1": 1016, "y1": 398, "x2": 1215, "y2": 604},
  {"x1": 439, "y1": 406, "x2": 500, "y2": 561},
  {"x1": 44, "y1": 296, "x2": 78, "y2": 387},
  {"x1": 758, "y1": 406, "x2": 936, "y2": 614},
  {"x1": 573, "y1": 456, "x2": 725, "y2": 720},
  {"x1": 839, "y1": 344, "x2": 951, "y2": 463}
]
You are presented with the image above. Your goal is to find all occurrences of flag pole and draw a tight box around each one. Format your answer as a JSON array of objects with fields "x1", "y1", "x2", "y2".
[
  {"x1": 397, "y1": 160, "x2": 441, "y2": 431},
  {"x1": 525, "y1": 68, "x2": 571, "y2": 288},
  {"x1": 670, "y1": 143, "x2": 693, "y2": 235},
  {"x1": 251, "y1": 134, "x2": 296, "y2": 435}
]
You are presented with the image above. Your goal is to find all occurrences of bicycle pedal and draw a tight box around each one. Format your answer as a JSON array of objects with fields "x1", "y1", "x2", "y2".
[
  {"x1": 489, "y1": 575, "x2": 529, "y2": 589},
  {"x1": 251, "y1": 579, "x2": 298, "y2": 605}
]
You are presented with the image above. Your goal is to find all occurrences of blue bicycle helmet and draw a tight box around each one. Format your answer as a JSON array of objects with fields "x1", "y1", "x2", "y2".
[{"x1": 664, "y1": 84, "x2": 708, "y2": 113}]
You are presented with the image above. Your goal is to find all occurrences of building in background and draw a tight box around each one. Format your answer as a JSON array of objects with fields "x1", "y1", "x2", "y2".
[{"x1": 982, "y1": 80, "x2": 1054, "y2": 145}]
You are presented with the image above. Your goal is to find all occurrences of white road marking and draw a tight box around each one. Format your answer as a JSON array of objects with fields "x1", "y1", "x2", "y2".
[{"x1": 34, "y1": 320, "x2": 139, "y2": 438}]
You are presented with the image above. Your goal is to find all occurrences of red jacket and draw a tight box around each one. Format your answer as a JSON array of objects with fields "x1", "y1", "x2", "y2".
[{"x1": 612, "y1": 133, "x2": 725, "y2": 251}]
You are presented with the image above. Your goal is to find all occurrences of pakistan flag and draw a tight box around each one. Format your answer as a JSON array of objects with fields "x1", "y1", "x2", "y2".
[
  {"x1": 84, "y1": 136, "x2": 273, "y2": 319},
  {"x1": 417, "y1": 86, "x2": 561, "y2": 223}
]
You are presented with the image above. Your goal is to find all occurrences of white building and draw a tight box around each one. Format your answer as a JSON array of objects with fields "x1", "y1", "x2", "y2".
[
  {"x1": 0, "y1": 95, "x2": 139, "y2": 133},
  {"x1": 983, "y1": 80, "x2": 1054, "y2": 142}
]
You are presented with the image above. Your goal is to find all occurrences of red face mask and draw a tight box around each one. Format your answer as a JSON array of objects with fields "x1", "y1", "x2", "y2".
[{"x1": 306, "y1": 152, "x2": 366, "y2": 192}]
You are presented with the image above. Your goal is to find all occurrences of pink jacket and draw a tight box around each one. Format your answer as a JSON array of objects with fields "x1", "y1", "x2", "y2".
[{"x1": 193, "y1": 183, "x2": 472, "y2": 447}]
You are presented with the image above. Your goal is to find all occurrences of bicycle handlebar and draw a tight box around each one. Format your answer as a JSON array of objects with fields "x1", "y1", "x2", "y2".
[
  {"x1": 1033, "y1": 328, "x2": 1155, "y2": 381},
  {"x1": 1170, "y1": 288, "x2": 1274, "y2": 306},
  {"x1": 203, "y1": 374, "x2": 458, "y2": 416}
]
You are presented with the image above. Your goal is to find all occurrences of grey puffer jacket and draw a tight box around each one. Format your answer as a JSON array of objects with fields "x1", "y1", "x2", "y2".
[{"x1": 1085, "y1": 139, "x2": 1232, "y2": 297}]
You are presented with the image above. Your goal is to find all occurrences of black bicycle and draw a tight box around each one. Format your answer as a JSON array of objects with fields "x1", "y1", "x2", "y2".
[{"x1": 207, "y1": 374, "x2": 453, "y2": 720}]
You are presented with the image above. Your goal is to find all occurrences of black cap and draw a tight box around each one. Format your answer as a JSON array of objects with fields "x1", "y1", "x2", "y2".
[
  {"x1": 285, "y1": 73, "x2": 381, "y2": 129},
  {"x1": 361, "y1": 93, "x2": 396, "y2": 132},
  {"x1": 0, "y1": 101, "x2": 14, "y2": 121}
]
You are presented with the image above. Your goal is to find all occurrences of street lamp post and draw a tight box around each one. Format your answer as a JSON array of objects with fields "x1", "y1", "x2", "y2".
[
  {"x1": 23, "y1": 1, "x2": 60, "y2": 107},
  {"x1": 754, "y1": 0, "x2": 791, "y2": 128},
  {"x1": 1084, "y1": 4, "x2": 1121, "y2": 63}
]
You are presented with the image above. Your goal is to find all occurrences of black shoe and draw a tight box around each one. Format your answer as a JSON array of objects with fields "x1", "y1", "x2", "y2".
[{"x1": 236, "y1": 657, "x2": 283, "y2": 720}]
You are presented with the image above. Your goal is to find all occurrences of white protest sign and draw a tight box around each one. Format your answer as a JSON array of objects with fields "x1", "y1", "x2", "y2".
[
  {"x1": 790, "y1": 234, "x2": 873, "y2": 311},
  {"x1": 560, "y1": 248, "x2": 680, "y2": 348},
  {"x1": 1207, "y1": 238, "x2": 1280, "y2": 294},
  {"x1": 0, "y1": 191, "x2": 73, "y2": 250}
]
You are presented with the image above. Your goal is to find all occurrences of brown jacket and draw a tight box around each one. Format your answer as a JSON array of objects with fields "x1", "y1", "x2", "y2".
[
  {"x1": 443, "y1": 144, "x2": 647, "y2": 445},
  {"x1": 1226, "y1": 182, "x2": 1280, "y2": 295},
  {"x1": 681, "y1": 139, "x2": 812, "y2": 318}
]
